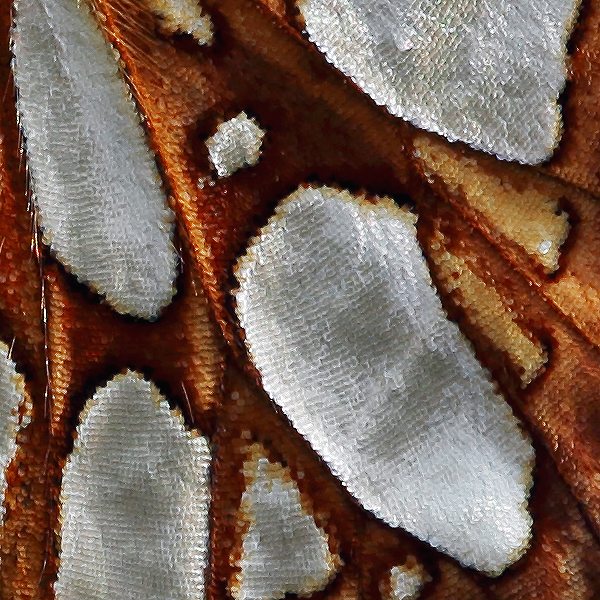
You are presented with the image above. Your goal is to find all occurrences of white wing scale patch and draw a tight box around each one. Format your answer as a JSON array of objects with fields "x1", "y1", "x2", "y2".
[
  {"x1": 231, "y1": 445, "x2": 340, "y2": 600},
  {"x1": 235, "y1": 185, "x2": 535, "y2": 575},
  {"x1": 206, "y1": 112, "x2": 266, "y2": 178},
  {"x1": 382, "y1": 562, "x2": 430, "y2": 600},
  {"x1": 144, "y1": 0, "x2": 214, "y2": 44},
  {"x1": 297, "y1": 0, "x2": 580, "y2": 163},
  {"x1": 12, "y1": 0, "x2": 177, "y2": 319},
  {"x1": 56, "y1": 372, "x2": 211, "y2": 600}
]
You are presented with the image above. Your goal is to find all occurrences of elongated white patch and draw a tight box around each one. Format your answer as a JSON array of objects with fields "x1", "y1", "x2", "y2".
[
  {"x1": 0, "y1": 342, "x2": 29, "y2": 523},
  {"x1": 206, "y1": 112, "x2": 265, "y2": 177},
  {"x1": 12, "y1": 0, "x2": 177, "y2": 319},
  {"x1": 235, "y1": 185, "x2": 534, "y2": 575},
  {"x1": 56, "y1": 372, "x2": 211, "y2": 600},
  {"x1": 145, "y1": 0, "x2": 213, "y2": 44},
  {"x1": 231, "y1": 446, "x2": 339, "y2": 600},
  {"x1": 297, "y1": 0, "x2": 579, "y2": 163}
]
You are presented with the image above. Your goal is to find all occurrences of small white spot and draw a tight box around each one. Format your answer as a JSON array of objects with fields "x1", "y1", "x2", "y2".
[
  {"x1": 539, "y1": 240, "x2": 553, "y2": 255},
  {"x1": 206, "y1": 112, "x2": 265, "y2": 177},
  {"x1": 385, "y1": 563, "x2": 430, "y2": 600},
  {"x1": 145, "y1": 0, "x2": 213, "y2": 44}
]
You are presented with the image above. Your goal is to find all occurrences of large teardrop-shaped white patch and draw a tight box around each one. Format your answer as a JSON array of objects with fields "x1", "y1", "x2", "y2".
[
  {"x1": 235, "y1": 185, "x2": 534, "y2": 575},
  {"x1": 12, "y1": 0, "x2": 177, "y2": 319},
  {"x1": 56, "y1": 372, "x2": 211, "y2": 600}
]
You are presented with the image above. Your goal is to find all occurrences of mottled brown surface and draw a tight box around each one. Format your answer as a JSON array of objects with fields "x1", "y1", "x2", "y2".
[{"x1": 0, "y1": 0, "x2": 54, "y2": 596}]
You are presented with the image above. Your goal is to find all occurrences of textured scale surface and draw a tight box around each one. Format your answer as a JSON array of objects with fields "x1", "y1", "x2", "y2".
[
  {"x1": 2, "y1": 0, "x2": 600, "y2": 598},
  {"x1": 56, "y1": 372, "x2": 211, "y2": 600},
  {"x1": 385, "y1": 563, "x2": 429, "y2": 600},
  {"x1": 0, "y1": 341, "x2": 27, "y2": 523},
  {"x1": 235, "y1": 185, "x2": 534, "y2": 575},
  {"x1": 297, "y1": 0, "x2": 580, "y2": 163},
  {"x1": 205, "y1": 112, "x2": 265, "y2": 178},
  {"x1": 231, "y1": 447, "x2": 338, "y2": 600},
  {"x1": 12, "y1": 0, "x2": 177, "y2": 319},
  {"x1": 143, "y1": 0, "x2": 213, "y2": 43}
]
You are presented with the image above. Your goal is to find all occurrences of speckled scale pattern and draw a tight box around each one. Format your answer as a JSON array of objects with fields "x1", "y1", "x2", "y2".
[
  {"x1": 297, "y1": 0, "x2": 580, "y2": 163},
  {"x1": 56, "y1": 372, "x2": 212, "y2": 600},
  {"x1": 235, "y1": 185, "x2": 535, "y2": 575}
]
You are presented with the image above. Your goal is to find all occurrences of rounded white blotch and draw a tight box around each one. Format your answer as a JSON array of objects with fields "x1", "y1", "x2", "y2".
[
  {"x1": 232, "y1": 447, "x2": 339, "y2": 600},
  {"x1": 0, "y1": 341, "x2": 28, "y2": 523},
  {"x1": 382, "y1": 562, "x2": 430, "y2": 600},
  {"x1": 56, "y1": 372, "x2": 211, "y2": 600},
  {"x1": 206, "y1": 112, "x2": 265, "y2": 178},
  {"x1": 12, "y1": 0, "x2": 177, "y2": 319},
  {"x1": 296, "y1": 0, "x2": 580, "y2": 163},
  {"x1": 234, "y1": 185, "x2": 534, "y2": 575}
]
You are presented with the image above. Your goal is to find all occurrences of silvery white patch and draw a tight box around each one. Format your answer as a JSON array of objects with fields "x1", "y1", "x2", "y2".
[
  {"x1": 56, "y1": 372, "x2": 211, "y2": 600},
  {"x1": 0, "y1": 342, "x2": 28, "y2": 524},
  {"x1": 235, "y1": 185, "x2": 534, "y2": 575},
  {"x1": 206, "y1": 112, "x2": 265, "y2": 177},
  {"x1": 232, "y1": 453, "x2": 337, "y2": 600},
  {"x1": 297, "y1": 0, "x2": 579, "y2": 163},
  {"x1": 12, "y1": 0, "x2": 177, "y2": 319}
]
